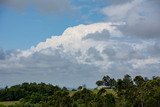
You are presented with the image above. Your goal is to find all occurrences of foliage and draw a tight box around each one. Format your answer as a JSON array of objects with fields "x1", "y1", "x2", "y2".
[
  {"x1": 0, "y1": 82, "x2": 60, "y2": 101},
  {"x1": 0, "y1": 75, "x2": 159, "y2": 107},
  {"x1": 116, "y1": 75, "x2": 160, "y2": 107},
  {"x1": 96, "y1": 75, "x2": 117, "y2": 88}
]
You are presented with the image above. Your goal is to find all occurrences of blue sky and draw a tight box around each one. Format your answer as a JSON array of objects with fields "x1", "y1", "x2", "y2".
[
  {"x1": 0, "y1": 0, "x2": 160, "y2": 88},
  {"x1": 0, "y1": 0, "x2": 105, "y2": 50}
]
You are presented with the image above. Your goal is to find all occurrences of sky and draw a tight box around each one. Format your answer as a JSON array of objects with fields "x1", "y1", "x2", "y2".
[
  {"x1": 0, "y1": 0, "x2": 160, "y2": 88},
  {"x1": 0, "y1": 0, "x2": 105, "y2": 49}
]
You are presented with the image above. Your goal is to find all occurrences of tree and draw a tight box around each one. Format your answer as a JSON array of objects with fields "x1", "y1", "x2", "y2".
[
  {"x1": 123, "y1": 74, "x2": 133, "y2": 89},
  {"x1": 104, "y1": 93, "x2": 116, "y2": 107},
  {"x1": 134, "y1": 75, "x2": 144, "y2": 86},
  {"x1": 97, "y1": 88, "x2": 106, "y2": 96},
  {"x1": 50, "y1": 90, "x2": 72, "y2": 107},
  {"x1": 62, "y1": 87, "x2": 68, "y2": 91},
  {"x1": 144, "y1": 77, "x2": 149, "y2": 81},
  {"x1": 116, "y1": 79, "x2": 124, "y2": 91},
  {"x1": 96, "y1": 80, "x2": 103, "y2": 87},
  {"x1": 72, "y1": 88, "x2": 94, "y2": 106},
  {"x1": 109, "y1": 78, "x2": 117, "y2": 88},
  {"x1": 77, "y1": 86, "x2": 83, "y2": 90},
  {"x1": 152, "y1": 76, "x2": 160, "y2": 80},
  {"x1": 103, "y1": 75, "x2": 110, "y2": 86}
]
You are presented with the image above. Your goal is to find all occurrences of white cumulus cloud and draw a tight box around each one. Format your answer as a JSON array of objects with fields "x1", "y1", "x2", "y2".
[{"x1": 0, "y1": 22, "x2": 160, "y2": 88}]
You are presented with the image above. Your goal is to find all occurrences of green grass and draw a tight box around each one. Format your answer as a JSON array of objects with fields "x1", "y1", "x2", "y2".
[
  {"x1": 106, "y1": 89, "x2": 117, "y2": 96},
  {"x1": 93, "y1": 88, "x2": 117, "y2": 96},
  {"x1": 69, "y1": 90, "x2": 77, "y2": 97},
  {"x1": 0, "y1": 101, "x2": 19, "y2": 106},
  {"x1": 69, "y1": 88, "x2": 117, "y2": 97}
]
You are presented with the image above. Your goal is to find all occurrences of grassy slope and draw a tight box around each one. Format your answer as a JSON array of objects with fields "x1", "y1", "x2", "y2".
[
  {"x1": 0, "y1": 101, "x2": 19, "y2": 106},
  {"x1": 92, "y1": 89, "x2": 117, "y2": 96},
  {"x1": 69, "y1": 88, "x2": 117, "y2": 97}
]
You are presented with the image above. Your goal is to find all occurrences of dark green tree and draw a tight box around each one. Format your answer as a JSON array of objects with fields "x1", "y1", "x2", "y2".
[
  {"x1": 134, "y1": 75, "x2": 144, "y2": 86},
  {"x1": 96, "y1": 80, "x2": 103, "y2": 87},
  {"x1": 103, "y1": 75, "x2": 110, "y2": 86}
]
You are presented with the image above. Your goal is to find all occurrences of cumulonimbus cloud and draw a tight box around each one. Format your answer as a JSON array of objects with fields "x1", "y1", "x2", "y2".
[{"x1": 0, "y1": 22, "x2": 160, "y2": 88}]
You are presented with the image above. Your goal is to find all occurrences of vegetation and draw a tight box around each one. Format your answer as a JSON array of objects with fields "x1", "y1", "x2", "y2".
[
  {"x1": 0, "y1": 101, "x2": 19, "y2": 106},
  {"x1": 0, "y1": 75, "x2": 159, "y2": 107}
]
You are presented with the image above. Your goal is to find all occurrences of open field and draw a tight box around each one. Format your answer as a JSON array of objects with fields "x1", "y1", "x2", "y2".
[{"x1": 0, "y1": 101, "x2": 19, "y2": 106}]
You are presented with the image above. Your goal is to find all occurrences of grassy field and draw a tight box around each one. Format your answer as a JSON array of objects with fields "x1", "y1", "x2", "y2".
[
  {"x1": 92, "y1": 89, "x2": 117, "y2": 96},
  {"x1": 69, "y1": 88, "x2": 117, "y2": 97},
  {"x1": 69, "y1": 90, "x2": 77, "y2": 97},
  {"x1": 0, "y1": 101, "x2": 19, "y2": 106},
  {"x1": 106, "y1": 89, "x2": 117, "y2": 96}
]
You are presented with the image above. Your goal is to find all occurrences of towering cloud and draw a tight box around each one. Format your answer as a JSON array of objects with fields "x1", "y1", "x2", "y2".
[{"x1": 0, "y1": 22, "x2": 159, "y2": 87}]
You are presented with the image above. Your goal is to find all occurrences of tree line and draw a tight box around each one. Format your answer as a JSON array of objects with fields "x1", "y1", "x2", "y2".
[
  {"x1": 0, "y1": 74, "x2": 159, "y2": 107},
  {"x1": 96, "y1": 74, "x2": 160, "y2": 107}
]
